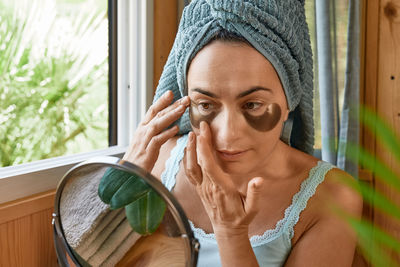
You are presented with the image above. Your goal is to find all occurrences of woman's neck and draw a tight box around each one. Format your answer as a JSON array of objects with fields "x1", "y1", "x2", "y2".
[{"x1": 227, "y1": 141, "x2": 296, "y2": 195}]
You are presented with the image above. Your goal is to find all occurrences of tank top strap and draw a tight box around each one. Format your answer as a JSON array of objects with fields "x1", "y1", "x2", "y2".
[
  {"x1": 161, "y1": 134, "x2": 189, "y2": 191},
  {"x1": 283, "y1": 161, "x2": 335, "y2": 240}
]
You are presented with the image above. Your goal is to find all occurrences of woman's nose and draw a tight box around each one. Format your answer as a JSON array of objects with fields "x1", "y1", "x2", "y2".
[{"x1": 212, "y1": 109, "x2": 242, "y2": 145}]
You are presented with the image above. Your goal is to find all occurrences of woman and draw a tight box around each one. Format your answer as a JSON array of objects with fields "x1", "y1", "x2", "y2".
[{"x1": 122, "y1": 0, "x2": 362, "y2": 266}]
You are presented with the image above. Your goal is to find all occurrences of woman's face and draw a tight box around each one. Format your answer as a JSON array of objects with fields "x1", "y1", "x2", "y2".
[{"x1": 187, "y1": 41, "x2": 289, "y2": 174}]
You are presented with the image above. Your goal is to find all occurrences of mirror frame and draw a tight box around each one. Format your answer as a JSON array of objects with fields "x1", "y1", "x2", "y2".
[{"x1": 52, "y1": 156, "x2": 199, "y2": 267}]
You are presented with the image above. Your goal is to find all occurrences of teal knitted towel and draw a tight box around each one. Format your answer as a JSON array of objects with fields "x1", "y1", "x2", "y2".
[{"x1": 153, "y1": 0, "x2": 314, "y2": 154}]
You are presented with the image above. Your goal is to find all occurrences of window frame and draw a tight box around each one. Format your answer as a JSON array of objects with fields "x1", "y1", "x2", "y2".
[{"x1": 0, "y1": 0, "x2": 155, "y2": 204}]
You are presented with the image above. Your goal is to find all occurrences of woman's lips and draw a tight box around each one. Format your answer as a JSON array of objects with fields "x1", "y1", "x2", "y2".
[{"x1": 217, "y1": 150, "x2": 248, "y2": 161}]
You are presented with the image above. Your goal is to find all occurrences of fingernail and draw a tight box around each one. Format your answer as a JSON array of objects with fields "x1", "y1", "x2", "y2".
[
  {"x1": 253, "y1": 178, "x2": 262, "y2": 189},
  {"x1": 190, "y1": 132, "x2": 194, "y2": 142}
]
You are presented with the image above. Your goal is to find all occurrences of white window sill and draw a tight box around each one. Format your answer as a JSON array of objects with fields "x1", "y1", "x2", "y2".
[{"x1": 0, "y1": 146, "x2": 127, "y2": 204}]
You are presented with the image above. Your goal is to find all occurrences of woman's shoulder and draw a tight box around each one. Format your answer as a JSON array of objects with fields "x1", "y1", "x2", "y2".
[
  {"x1": 291, "y1": 162, "x2": 363, "y2": 246},
  {"x1": 300, "y1": 163, "x2": 363, "y2": 231},
  {"x1": 319, "y1": 166, "x2": 363, "y2": 213},
  {"x1": 301, "y1": 156, "x2": 362, "y2": 215},
  {"x1": 282, "y1": 146, "x2": 360, "y2": 205},
  {"x1": 151, "y1": 134, "x2": 185, "y2": 180}
]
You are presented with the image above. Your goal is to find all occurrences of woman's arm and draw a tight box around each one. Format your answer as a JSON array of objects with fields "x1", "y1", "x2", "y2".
[{"x1": 284, "y1": 169, "x2": 363, "y2": 266}]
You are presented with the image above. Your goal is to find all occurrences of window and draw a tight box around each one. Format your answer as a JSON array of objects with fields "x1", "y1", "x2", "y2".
[
  {"x1": 305, "y1": 0, "x2": 350, "y2": 151},
  {"x1": 0, "y1": 0, "x2": 154, "y2": 203},
  {"x1": 0, "y1": 0, "x2": 109, "y2": 167}
]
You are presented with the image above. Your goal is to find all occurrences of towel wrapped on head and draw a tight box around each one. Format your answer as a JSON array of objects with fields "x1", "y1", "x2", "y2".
[{"x1": 153, "y1": 0, "x2": 314, "y2": 154}]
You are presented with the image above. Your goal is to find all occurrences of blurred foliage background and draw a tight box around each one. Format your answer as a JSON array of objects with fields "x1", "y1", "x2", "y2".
[
  {"x1": 0, "y1": 0, "x2": 108, "y2": 167},
  {"x1": 338, "y1": 107, "x2": 400, "y2": 266}
]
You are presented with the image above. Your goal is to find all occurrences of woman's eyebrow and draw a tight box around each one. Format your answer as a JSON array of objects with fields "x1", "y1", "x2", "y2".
[
  {"x1": 237, "y1": 86, "x2": 272, "y2": 99},
  {"x1": 191, "y1": 88, "x2": 219, "y2": 98}
]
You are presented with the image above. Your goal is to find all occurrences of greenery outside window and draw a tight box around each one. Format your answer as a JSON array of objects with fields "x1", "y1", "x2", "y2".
[
  {"x1": 0, "y1": 0, "x2": 154, "y2": 204},
  {"x1": 0, "y1": 0, "x2": 109, "y2": 167}
]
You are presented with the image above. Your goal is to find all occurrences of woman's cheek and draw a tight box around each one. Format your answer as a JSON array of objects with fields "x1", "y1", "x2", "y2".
[{"x1": 243, "y1": 103, "x2": 281, "y2": 132}]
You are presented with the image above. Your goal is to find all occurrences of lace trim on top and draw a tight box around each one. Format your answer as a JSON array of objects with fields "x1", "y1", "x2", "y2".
[
  {"x1": 187, "y1": 161, "x2": 333, "y2": 247},
  {"x1": 161, "y1": 134, "x2": 189, "y2": 191},
  {"x1": 161, "y1": 134, "x2": 335, "y2": 248},
  {"x1": 284, "y1": 161, "x2": 334, "y2": 243}
]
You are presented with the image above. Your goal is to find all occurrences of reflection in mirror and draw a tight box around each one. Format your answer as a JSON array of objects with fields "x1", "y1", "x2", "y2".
[{"x1": 53, "y1": 157, "x2": 199, "y2": 267}]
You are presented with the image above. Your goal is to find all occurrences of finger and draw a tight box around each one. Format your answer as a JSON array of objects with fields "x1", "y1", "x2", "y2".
[
  {"x1": 142, "y1": 90, "x2": 173, "y2": 125},
  {"x1": 136, "y1": 125, "x2": 178, "y2": 171},
  {"x1": 197, "y1": 121, "x2": 223, "y2": 184},
  {"x1": 146, "y1": 125, "x2": 179, "y2": 158},
  {"x1": 196, "y1": 121, "x2": 213, "y2": 169},
  {"x1": 156, "y1": 96, "x2": 190, "y2": 118},
  {"x1": 144, "y1": 95, "x2": 190, "y2": 126},
  {"x1": 244, "y1": 177, "x2": 264, "y2": 216},
  {"x1": 144, "y1": 96, "x2": 190, "y2": 140},
  {"x1": 184, "y1": 132, "x2": 203, "y2": 185},
  {"x1": 142, "y1": 104, "x2": 187, "y2": 146},
  {"x1": 150, "y1": 101, "x2": 188, "y2": 132}
]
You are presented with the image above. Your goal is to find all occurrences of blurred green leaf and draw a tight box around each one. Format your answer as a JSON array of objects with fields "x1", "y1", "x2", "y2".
[
  {"x1": 341, "y1": 176, "x2": 400, "y2": 221},
  {"x1": 347, "y1": 215, "x2": 400, "y2": 267},
  {"x1": 359, "y1": 106, "x2": 400, "y2": 163},
  {"x1": 339, "y1": 106, "x2": 400, "y2": 266},
  {"x1": 344, "y1": 142, "x2": 400, "y2": 192}
]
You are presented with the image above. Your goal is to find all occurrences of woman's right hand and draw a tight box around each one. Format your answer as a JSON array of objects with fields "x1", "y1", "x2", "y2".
[{"x1": 122, "y1": 90, "x2": 190, "y2": 172}]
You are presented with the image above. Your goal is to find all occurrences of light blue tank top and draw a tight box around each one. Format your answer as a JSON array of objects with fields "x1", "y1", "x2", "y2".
[{"x1": 161, "y1": 134, "x2": 334, "y2": 267}]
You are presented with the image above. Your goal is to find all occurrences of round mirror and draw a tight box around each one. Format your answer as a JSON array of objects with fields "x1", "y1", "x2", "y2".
[{"x1": 53, "y1": 156, "x2": 199, "y2": 267}]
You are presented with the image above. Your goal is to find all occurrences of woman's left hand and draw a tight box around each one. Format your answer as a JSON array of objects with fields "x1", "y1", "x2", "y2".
[{"x1": 183, "y1": 121, "x2": 264, "y2": 235}]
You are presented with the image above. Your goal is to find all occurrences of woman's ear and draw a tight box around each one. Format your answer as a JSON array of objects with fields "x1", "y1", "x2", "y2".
[{"x1": 283, "y1": 108, "x2": 290, "y2": 122}]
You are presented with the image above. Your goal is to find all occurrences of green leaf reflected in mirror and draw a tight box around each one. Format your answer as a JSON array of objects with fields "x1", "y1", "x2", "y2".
[
  {"x1": 98, "y1": 167, "x2": 167, "y2": 235},
  {"x1": 126, "y1": 190, "x2": 167, "y2": 235}
]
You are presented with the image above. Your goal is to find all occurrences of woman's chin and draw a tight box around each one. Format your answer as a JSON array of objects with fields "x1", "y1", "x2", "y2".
[
  {"x1": 215, "y1": 150, "x2": 260, "y2": 176},
  {"x1": 219, "y1": 161, "x2": 252, "y2": 176}
]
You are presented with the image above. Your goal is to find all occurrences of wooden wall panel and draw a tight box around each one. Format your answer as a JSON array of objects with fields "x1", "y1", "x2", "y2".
[
  {"x1": 374, "y1": 0, "x2": 400, "y2": 263},
  {"x1": 360, "y1": 0, "x2": 380, "y2": 167},
  {"x1": 357, "y1": 1, "x2": 380, "y2": 265},
  {"x1": 0, "y1": 190, "x2": 56, "y2": 225},
  {"x1": 360, "y1": 0, "x2": 400, "y2": 265},
  {"x1": 153, "y1": 0, "x2": 178, "y2": 93},
  {"x1": 0, "y1": 191, "x2": 57, "y2": 267}
]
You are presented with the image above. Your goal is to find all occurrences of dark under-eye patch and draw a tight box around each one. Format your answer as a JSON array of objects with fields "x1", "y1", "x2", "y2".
[
  {"x1": 189, "y1": 102, "x2": 217, "y2": 128},
  {"x1": 243, "y1": 103, "x2": 281, "y2": 131}
]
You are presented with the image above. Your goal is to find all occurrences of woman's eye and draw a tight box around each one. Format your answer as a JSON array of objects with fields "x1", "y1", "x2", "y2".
[
  {"x1": 199, "y1": 103, "x2": 211, "y2": 110},
  {"x1": 196, "y1": 102, "x2": 214, "y2": 115},
  {"x1": 243, "y1": 102, "x2": 262, "y2": 110}
]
